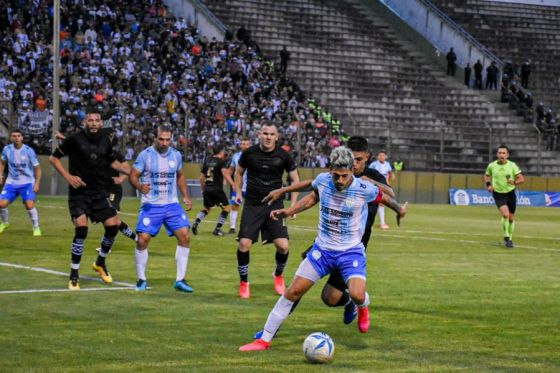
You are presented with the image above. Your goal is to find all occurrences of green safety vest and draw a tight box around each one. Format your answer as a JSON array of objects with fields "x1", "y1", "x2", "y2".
[{"x1": 393, "y1": 161, "x2": 404, "y2": 171}]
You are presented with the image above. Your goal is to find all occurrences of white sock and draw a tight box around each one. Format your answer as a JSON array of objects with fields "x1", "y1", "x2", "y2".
[
  {"x1": 262, "y1": 295, "x2": 294, "y2": 342},
  {"x1": 357, "y1": 291, "x2": 370, "y2": 308},
  {"x1": 27, "y1": 207, "x2": 40, "y2": 228},
  {"x1": 379, "y1": 206, "x2": 386, "y2": 225},
  {"x1": 230, "y1": 210, "x2": 238, "y2": 229},
  {"x1": 175, "y1": 245, "x2": 190, "y2": 281},
  {"x1": 135, "y1": 248, "x2": 149, "y2": 280},
  {"x1": 0, "y1": 208, "x2": 8, "y2": 224}
]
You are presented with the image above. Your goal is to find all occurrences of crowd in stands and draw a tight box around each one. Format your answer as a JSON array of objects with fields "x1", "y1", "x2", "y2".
[{"x1": 0, "y1": 0, "x2": 345, "y2": 167}]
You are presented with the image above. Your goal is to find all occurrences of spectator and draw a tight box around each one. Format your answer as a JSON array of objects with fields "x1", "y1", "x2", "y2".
[
  {"x1": 520, "y1": 60, "x2": 531, "y2": 89},
  {"x1": 446, "y1": 47, "x2": 457, "y2": 76},
  {"x1": 474, "y1": 60, "x2": 483, "y2": 89},
  {"x1": 464, "y1": 62, "x2": 471, "y2": 87},
  {"x1": 486, "y1": 62, "x2": 499, "y2": 90},
  {"x1": 279, "y1": 46, "x2": 290, "y2": 74}
]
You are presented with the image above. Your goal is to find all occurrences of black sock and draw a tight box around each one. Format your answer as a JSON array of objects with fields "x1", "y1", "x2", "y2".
[
  {"x1": 119, "y1": 221, "x2": 137, "y2": 241},
  {"x1": 335, "y1": 290, "x2": 351, "y2": 307},
  {"x1": 97, "y1": 225, "x2": 118, "y2": 265},
  {"x1": 274, "y1": 251, "x2": 289, "y2": 276},
  {"x1": 289, "y1": 298, "x2": 301, "y2": 314},
  {"x1": 195, "y1": 210, "x2": 208, "y2": 224},
  {"x1": 70, "y1": 268, "x2": 79, "y2": 279},
  {"x1": 71, "y1": 226, "x2": 87, "y2": 276},
  {"x1": 237, "y1": 249, "x2": 250, "y2": 282},
  {"x1": 215, "y1": 211, "x2": 228, "y2": 231}
]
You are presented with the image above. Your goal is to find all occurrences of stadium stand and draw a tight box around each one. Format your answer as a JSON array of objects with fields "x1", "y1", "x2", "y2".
[
  {"x1": 202, "y1": 0, "x2": 559, "y2": 174},
  {"x1": 0, "y1": 0, "x2": 341, "y2": 166}
]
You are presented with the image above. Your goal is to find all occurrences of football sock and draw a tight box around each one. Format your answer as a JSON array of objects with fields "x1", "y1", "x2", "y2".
[
  {"x1": 175, "y1": 245, "x2": 190, "y2": 281},
  {"x1": 1, "y1": 208, "x2": 9, "y2": 224},
  {"x1": 27, "y1": 207, "x2": 39, "y2": 228},
  {"x1": 289, "y1": 298, "x2": 301, "y2": 314},
  {"x1": 97, "y1": 225, "x2": 118, "y2": 265},
  {"x1": 334, "y1": 290, "x2": 351, "y2": 307},
  {"x1": 357, "y1": 291, "x2": 370, "y2": 308},
  {"x1": 237, "y1": 249, "x2": 250, "y2": 282},
  {"x1": 379, "y1": 206, "x2": 386, "y2": 225},
  {"x1": 195, "y1": 210, "x2": 208, "y2": 224},
  {"x1": 230, "y1": 210, "x2": 238, "y2": 229},
  {"x1": 119, "y1": 221, "x2": 137, "y2": 241},
  {"x1": 501, "y1": 217, "x2": 510, "y2": 238},
  {"x1": 262, "y1": 295, "x2": 294, "y2": 342},
  {"x1": 215, "y1": 211, "x2": 228, "y2": 231},
  {"x1": 274, "y1": 251, "x2": 289, "y2": 276},
  {"x1": 135, "y1": 248, "x2": 148, "y2": 280},
  {"x1": 508, "y1": 220, "x2": 515, "y2": 239},
  {"x1": 71, "y1": 226, "x2": 88, "y2": 270}
]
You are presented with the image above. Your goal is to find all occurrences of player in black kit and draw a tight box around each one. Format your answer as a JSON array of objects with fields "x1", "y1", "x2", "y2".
[
  {"x1": 191, "y1": 144, "x2": 235, "y2": 236},
  {"x1": 256, "y1": 136, "x2": 407, "y2": 336},
  {"x1": 49, "y1": 108, "x2": 131, "y2": 290},
  {"x1": 233, "y1": 123, "x2": 300, "y2": 299}
]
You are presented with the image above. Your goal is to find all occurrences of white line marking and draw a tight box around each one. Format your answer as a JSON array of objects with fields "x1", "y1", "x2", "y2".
[
  {"x1": 0, "y1": 262, "x2": 136, "y2": 287},
  {"x1": 0, "y1": 287, "x2": 135, "y2": 295}
]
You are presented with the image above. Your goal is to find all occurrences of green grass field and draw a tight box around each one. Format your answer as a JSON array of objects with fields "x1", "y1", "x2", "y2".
[{"x1": 0, "y1": 196, "x2": 559, "y2": 372}]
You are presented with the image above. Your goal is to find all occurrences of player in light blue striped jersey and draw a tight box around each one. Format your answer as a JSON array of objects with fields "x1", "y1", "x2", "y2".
[
  {"x1": 0, "y1": 129, "x2": 42, "y2": 236},
  {"x1": 129, "y1": 125, "x2": 194, "y2": 292},
  {"x1": 240, "y1": 147, "x2": 381, "y2": 351}
]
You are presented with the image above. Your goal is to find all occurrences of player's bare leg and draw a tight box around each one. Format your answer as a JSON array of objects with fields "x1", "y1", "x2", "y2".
[{"x1": 347, "y1": 277, "x2": 371, "y2": 333}]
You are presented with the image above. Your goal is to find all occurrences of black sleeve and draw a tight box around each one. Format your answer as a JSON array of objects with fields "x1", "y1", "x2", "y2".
[
  {"x1": 113, "y1": 150, "x2": 126, "y2": 163},
  {"x1": 364, "y1": 168, "x2": 388, "y2": 185},
  {"x1": 284, "y1": 151, "x2": 297, "y2": 172},
  {"x1": 238, "y1": 148, "x2": 249, "y2": 169},
  {"x1": 52, "y1": 135, "x2": 74, "y2": 158}
]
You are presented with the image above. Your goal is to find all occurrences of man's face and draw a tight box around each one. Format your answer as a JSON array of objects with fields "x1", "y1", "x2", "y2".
[
  {"x1": 497, "y1": 148, "x2": 509, "y2": 162},
  {"x1": 155, "y1": 130, "x2": 172, "y2": 153},
  {"x1": 10, "y1": 132, "x2": 23, "y2": 148},
  {"x1": 84, "y1": 113, "x2": 102, "y2": 134},
  {"x1": 377, "y1": 152, "x2": 387, "y2": 163},
  {"x1": 331, "y1": 169, "x2": 354, "y2": 191},
  {"x1": 259, "y1": 125, "x2": 278, "y2": 151},
  {"x1": 352, "y1": 151, "x2": 369, "y2": 175},
  {"x1": 239, "y1": 140, "x2": 251, "y2": 152}
]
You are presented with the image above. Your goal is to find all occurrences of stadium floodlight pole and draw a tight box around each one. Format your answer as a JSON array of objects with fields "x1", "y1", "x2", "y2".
[
  {"x1": 51, "y1": 0, "x2": 61, "y2": 196},
  {"x1": 183, "y1": 109, "x2": 189, "y2": 159}
]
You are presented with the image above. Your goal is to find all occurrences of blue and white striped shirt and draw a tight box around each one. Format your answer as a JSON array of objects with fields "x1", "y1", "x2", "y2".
[
  {"x1": 312, "y1": 172, "x2": 382, "y2": 251},
  {"x1": 1, "y1": 144, "x2": 39, "y2": 185},
  {"x1": 133, "y1": 146, "x2": 183, "y2": 205}
]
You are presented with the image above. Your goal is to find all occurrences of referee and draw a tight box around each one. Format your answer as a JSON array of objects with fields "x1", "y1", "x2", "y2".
[
  {"x1": 50, "y1": 106, "x2": 131, "y2": 289},
  {"x1": 234, "y1": 123, "x2": 300, "y2": 299},
  {"x1": 484, "y1": 144, "x2": 524, "y2": 248}
]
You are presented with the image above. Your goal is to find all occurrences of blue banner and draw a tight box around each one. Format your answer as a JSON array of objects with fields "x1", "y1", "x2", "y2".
[{"x1": 449, "y1": 189, "x2": 559, "y2": 207}]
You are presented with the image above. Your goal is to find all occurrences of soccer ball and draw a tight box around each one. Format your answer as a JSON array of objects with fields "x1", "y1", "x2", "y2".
[{"x1": 303, "y1": 332, "x2": 335, "y2": 363}]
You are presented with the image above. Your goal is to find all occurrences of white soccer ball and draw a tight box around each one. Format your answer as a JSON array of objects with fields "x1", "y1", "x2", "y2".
[{"x1": 303, "y1": 332, "x2": 335, "y2": 364}]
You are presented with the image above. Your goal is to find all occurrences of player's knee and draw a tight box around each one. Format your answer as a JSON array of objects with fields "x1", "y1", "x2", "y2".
[
  {"x1": 275, "y1": 244, "x2": 289, "y2": 255},
  {"x1": 74, "y1": 226, "x2": 88, "y2": 240},
  {"x1": 104, "y1": 225, "x2": 119, "y2": 238},
  {"x1": 284, "y1": 287, "x2": 303, "y2": 302},
  {"x1": 222, "y1": 205, "x2": 231, "y2": 213},
  {"x1": 321, "y1": 293, "x2": 339, "y2": 307},
  {"x1": 0, "y1": 200, "x2": 8, "y2": 208},
  {"x1": 238, "y1": 239, "x2": 252, "y2": 251},
  {"x1": 348, "y1": 288, "x2": 365, "y2": 304}
]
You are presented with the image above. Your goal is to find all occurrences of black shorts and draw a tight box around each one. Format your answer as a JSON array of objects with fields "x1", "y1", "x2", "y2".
[
  {"x1": 68, "y1": 190, "x2": 117, "y2": 223},
  {"x1": 106, "y1": 184, "x2": 123, "y2": 211},
  {"x1": 203, "y1": 189, "x2": 229, "y2": 209},
  {"x1": 238, "y1": 200, "x2": 289, "y2": 243},
  {"x1": 493, "y1": 190, "x2": 517, "y2": 213}
]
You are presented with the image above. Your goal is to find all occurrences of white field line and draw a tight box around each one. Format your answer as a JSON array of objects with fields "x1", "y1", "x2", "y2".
[
  {"x1": 0, "y1": 262, "x2": 136, "y2": 287},
  {"x1": 0, "y1": 287, "x2": 134, "y2": 295},
  {"x1": 40, "y1": 205, "x2": 559, "y2": 251}
]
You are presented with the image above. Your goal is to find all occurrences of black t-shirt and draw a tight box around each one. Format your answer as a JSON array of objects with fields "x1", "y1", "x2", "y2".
[
  {"x1": 201, "y1": 156, "x2": 228, "y2": 191},
  {"x1": 99, "y1": 128, "x2": 125, "y2": 184},
  {"x1": 52, "y1": 130, "x2": 117, "y2": 194},
  {"x1": 238, "y1": 144, "x2": 297, "y2": 205}
]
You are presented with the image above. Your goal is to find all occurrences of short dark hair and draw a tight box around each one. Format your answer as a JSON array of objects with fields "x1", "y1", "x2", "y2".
[
  {"x1": 497, "y1": 144, "x2": 510, "y2": 153},
  {"x1": 347, "y1": 136, "x2": 368, "y2": 152},
  {"x1": 213, "y1": 143, "x2": 225, "y2": 155},
  {"x1": 157, "y1": 125, "x2": 172, "y2": 135},
  {"x1": 378, "y1": 149, "x2": 387, "y2": 155},
  {"x1": 11, "y1": 129, "x2": 23, "y2": 136}
]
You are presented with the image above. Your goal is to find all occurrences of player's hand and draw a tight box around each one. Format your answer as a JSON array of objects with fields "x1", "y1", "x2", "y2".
[
  {"x1": 396, "y1": 201, "x2": 408, "y2": 227},
  {"x1": 289, "y1": 214, "x2": 297, "y2": 220},
  {"x1": 262, "y1": 189, "x2": 283, "y2": 205},
  {"x1": 234, "y1": 194, "x2": 243, "y2": 205},
  {"x1": 487, "y1": 185, "x2": 494, "y2": 192},
  {"x1": 182, "y1": 197, "x2": 192, "y2": 211},
  {"x1": 113, "y1": 175, "x2": 126, "y2": 185},
  {"x1": 139, "y1": 183, "x2": 151, "y2": 194},
  {"x1": 67, "y1": 175, "x2": 86, "y2": 189},
  {"x1": 507, "y1": 179, "x2": 515, "y2": 186},
  {"x1": 270, "y1": 209, "x2": 287, "y2": 221},
  {"x1": 33, "y1": 182, "x2": 40, "y2": 193},
  {"x1": 55, "y1": 131, "x2": 66, "y2": 140}
]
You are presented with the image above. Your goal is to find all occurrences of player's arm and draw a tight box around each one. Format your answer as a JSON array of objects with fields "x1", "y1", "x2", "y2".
[
  {"x1": 287, "y1": 169, "x2": 300, "y2": 207},
  {"x1": 262, "y1": 179, "x2": 313, "y2": 204},
  {"x1": 177, "y1": 168, "x2": 192, "y2": 211},
  {"x1": 270, "y1": 190, "x2": 318, "y2": 220},
  {"x1": 360, "y1": 176, "x2": 395, "y2": 198},
  {"x1": 484, "y1": 173, "x2": 493, "y2": 192},
  {"x1": 199, "y1": 172, "x2": 206, "y2": 193},
  {"x1": 33, "y1": 164, "x2": 42, "y2": 192},
  {"x1": 381, "y1": 194, "x2": 408, "y2": 226},
  {"x1": 222, "y1": 166, "x2": 235, "y2": 188},
  {"x1": 234, "y1": 165, "x2": 245, "y2": 203},
  {"x1": 511, "y1": 172, "x2": 524, "y2": 186},
  {"x1": 129, "y1": 167, "x2": 150, "y2": 194},
  {"x1": 49, "y1": 155, "x2": 86, "y2": 189},
  {"x1": 0, "y1": 159, "x2": 5, "y2": 185},
  {"x1": 111, "y1": 159, "x2": 131, "y2": 176}
]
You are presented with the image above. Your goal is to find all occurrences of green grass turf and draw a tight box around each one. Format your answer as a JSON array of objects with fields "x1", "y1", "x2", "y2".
[{"x1": 0, "y1": 196, "x2": 559, "y2": 372}]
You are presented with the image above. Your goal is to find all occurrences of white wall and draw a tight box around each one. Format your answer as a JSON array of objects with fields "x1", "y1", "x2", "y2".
[
  {"x1": 489, "y1": 0, "x2": 560, "y2": 6},
  {"x1": 164, "y1": 0, "x2": 226, "y2": 41}
]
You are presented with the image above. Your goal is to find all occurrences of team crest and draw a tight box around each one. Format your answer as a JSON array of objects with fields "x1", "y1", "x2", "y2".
[
  {"x1": 312, "y1": 250, "x2": 321, "y2": 260},
  {"x1": 345, "y1": 198, "x2": 356, "y2": 208},
  {"x1": 142, "y1": 218, "x2": 151, "y2": 226},
  {"x1": 169, "y1": 160, "x2": 176, "y2": 169},
  {"x1": 353, "y1": 260, "x2": 358, "y2": 268},
  {"x1": 181, "y1": 214, "x2": 186, "y2": 220}
]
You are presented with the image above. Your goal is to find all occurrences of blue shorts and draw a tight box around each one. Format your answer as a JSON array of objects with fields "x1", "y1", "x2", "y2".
[
  {"x1": 0, "y1": 183, "x2": 36, "y2": 203},
  {"x1": 230, "y1": 190, "x2": 247, "y2": 205},
  {"x1": 136, "y1": 203, "x2": 191, "y2": 237},
  {"x1": 306, "y1": 243, "x2": 367, "y2": 282}
]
